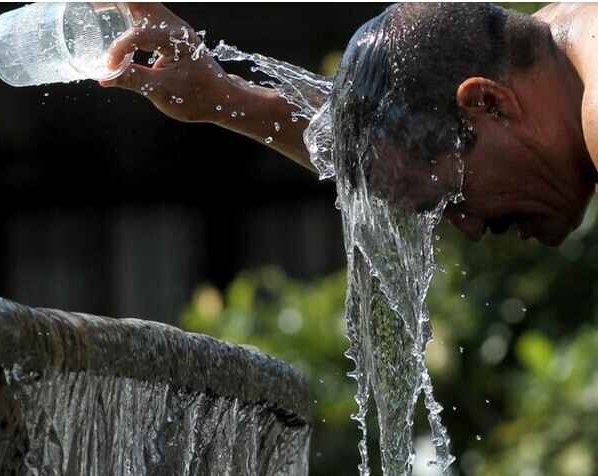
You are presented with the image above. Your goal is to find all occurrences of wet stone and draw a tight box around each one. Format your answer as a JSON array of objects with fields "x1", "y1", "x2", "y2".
[{"x1": 0, "y1": 298, "x2": 311, "y2": 475}]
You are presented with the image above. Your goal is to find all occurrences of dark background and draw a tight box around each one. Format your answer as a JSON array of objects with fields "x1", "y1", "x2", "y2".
[{"x1": 0, "y1": 3, "x2": 386, "y2": 323}]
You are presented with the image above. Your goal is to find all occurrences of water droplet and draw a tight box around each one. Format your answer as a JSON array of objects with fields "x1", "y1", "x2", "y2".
[
  {"x1": 215, "y1": 105, "x2": 222, "y2": 111},
  {"x1": 264, "y1": 136, "x2": 273, "y2": 144},
  {"x1": 452, "y1": 406, "x2": 457, "y2": 411},
  {"x1": 291, "y1": 116, "x2": 299, "y2": 123},
  {"x1": 240, "y1": 111, "x2": 246, "y2": 117},
  {"x1": 231, "y1": 111, "x2": 237, "y2": 118},
  {"x1": 460, "y1": 293, "x2": 466, "y2": 299},
  {"x1": 43, "y1": 92, "x2": 49, "y2": 97},
  {"x1": 159, "y1": 21, "x2": 168, "y2": 30},
  {"x1": 451, "y1": 192, "x2": 465, "y2": 204},
  {"x1": 321, "y1": 418, "x2": 326, "y2": 423},
  {"x1": 175, "y1": 97, "x2": 183, "y2": 104},
  {"x1": 274, "y1": 121, "x2": 281, "y2": 132},
  {"x1": 485, "y1": 399, "x2": 490, "y2": 404},
  {"x1": 431, "y1": 174, "x2": 438, "y2": 183},
  {"x1": 459, "y1": 346, "x2": 464, "y2": 354},
  {"x1": 475, "y1": 435, "x2": 482, "y2": 441}
]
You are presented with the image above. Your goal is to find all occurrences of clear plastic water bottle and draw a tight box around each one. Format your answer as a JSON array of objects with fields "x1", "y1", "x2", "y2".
[{"x1": 0, "y1": 3, "x2": 133, "y2": 87}]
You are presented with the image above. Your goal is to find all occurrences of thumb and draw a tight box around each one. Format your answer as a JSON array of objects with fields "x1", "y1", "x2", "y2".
[{"x1": 99, "y1": 64, "x2": 158, "y2": 98}]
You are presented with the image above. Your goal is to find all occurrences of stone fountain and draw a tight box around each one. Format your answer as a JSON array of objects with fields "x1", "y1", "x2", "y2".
[{"x1": 0, "y1": 298, "x2": 311, "y2": 475}]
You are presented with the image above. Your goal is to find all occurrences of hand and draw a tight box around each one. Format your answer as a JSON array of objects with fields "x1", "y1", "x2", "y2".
[{"x1": 99, "y1": 3, "x2": 234, "y2": 123}]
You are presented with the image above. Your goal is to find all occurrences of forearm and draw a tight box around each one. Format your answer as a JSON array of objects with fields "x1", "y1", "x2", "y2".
[
  {"x1": 211, "y1": 74, "x2": 316, "y2": 173},
  {"x1": 102, "y1": 2, "x2": 317, "y2": 171}
]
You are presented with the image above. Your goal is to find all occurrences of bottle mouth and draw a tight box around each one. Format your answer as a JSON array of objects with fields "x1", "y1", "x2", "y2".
[{"x1": 64, "y1": 2, "x2": 134, "y2": 81}]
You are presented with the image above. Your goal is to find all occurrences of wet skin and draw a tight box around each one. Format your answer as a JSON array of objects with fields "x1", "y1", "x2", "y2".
[
  {"x1": 103, "y1": 3, "x2": 598, "y2": 247},
  {"x1": 441, "y1": 5, "x2": 598, "y2": 246}
]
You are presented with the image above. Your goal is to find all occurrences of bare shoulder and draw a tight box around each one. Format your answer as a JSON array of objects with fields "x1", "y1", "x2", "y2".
[
  {"x1": 537, "y1": 4, "x2": 598, "y2": 168},
  {"x1": 539, "y1": 4, "x2": 598, "y2": 78},
  {"x1": 581, "y1": 85, "x2": 598, "y2": 171}
]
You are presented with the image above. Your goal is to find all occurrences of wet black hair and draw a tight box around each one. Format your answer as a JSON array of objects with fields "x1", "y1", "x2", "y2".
[{"x1": 331, "y1": 3, "x2": 550, "y2": 186}]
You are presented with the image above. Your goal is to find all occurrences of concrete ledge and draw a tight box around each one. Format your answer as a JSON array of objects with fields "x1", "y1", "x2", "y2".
[{"x1": 0, "y1": 298, "x2": 311, "y2": 424}]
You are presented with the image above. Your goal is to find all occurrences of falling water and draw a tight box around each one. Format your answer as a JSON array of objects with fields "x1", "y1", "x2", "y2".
[
  {"x1": 212, "y1": 40, "x2": 332, "y2": 122},
  {"x1": 0, "y1": 300, "x2": 311, "y2": 475},
  {"x1": 2, "y1": 369, "x2": 310, "y2": 475},
  {"x1": 209, "y1": 13, "x2": 460, "y2": 473}
]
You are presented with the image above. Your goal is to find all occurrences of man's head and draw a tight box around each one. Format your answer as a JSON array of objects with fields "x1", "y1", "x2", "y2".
[{"x1": 332, "y1": 3, "x2": 596, "y2": 246}]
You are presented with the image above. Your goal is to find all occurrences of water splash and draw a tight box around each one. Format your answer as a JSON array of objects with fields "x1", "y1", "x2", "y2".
[
  {"x1": 211, "y1": 30, "x2": 457, "y2": 476},
  {"x1": 335, "y1": 166, "x2": 455, "y2": 474},
  {"x1": 212, "y1": 41, "x2": 332, "y2": 122},
  {"x1": 211, "y1": 41, "x2": 335, "y2": 181}
]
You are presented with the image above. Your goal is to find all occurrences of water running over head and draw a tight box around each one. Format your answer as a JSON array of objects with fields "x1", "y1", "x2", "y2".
[{"x1": 214, "y1": 4, "x2": 467, "y2": 474}]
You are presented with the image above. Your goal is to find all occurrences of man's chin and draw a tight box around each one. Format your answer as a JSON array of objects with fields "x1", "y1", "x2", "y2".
[
  {"x1": 534, "y1": 232, "x2": 568, "y2": 247},
  {"x1": 520, "y1": 222, "x2": 570, "y2": 247}
]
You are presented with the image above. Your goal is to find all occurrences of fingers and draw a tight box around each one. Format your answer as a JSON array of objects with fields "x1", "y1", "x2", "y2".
[
  {"x1": 99, "y1": 64, "x2": 159, "y2": 99},
  {"x1": 108, "y1": 3, "x2": 196, "y2": 67},
  {"x1": 127, "y1": 2, "x2": 172, "y2": 21},
  {"x1": 108, "y1": 27, "x2": 171, "y2": 69},
  {"x1": 107, "y1": 29, "x2": 138, "y2": 70},
  {"x1": 108, "y1": 25, "x2": 197, "y2": 70}
]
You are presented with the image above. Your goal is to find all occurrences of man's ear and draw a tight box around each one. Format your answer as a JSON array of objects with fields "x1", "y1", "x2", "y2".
[{"x1": 456, "y1": 77, "x2": 522, "y2": 120}]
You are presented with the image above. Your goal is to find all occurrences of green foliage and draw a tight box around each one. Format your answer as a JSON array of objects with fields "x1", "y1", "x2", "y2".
[
  {"x1": 425, "y1": 196, "x2": 598, "y2": 476},
  {"x1": 480, "y1": 328, "x2": 598, "y2": 476}
]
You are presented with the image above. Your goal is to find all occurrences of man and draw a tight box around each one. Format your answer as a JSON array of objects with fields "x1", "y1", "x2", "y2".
[{"x1": 101, "y1": 3, "x2": 598, "y2": 246}]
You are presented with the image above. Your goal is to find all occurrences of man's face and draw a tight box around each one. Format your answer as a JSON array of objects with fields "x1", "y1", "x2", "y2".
[
  {"x1": 367, "y1": 139, "x2": 464, "y2": 214},
  {"x1": 370, "y1": 125, "x2": 594, "y2": 246},
  {"x1": 443, "y1": 129, "x2": 594, "y2": 246}
]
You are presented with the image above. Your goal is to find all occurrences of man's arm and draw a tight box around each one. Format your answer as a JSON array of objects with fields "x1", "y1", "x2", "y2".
[
  {"x1": 100, "y1": 3, "x2": 316, "y2": 172},
  {"x1": 211, "y1": 76, "x2": 313, "y2": 171}
]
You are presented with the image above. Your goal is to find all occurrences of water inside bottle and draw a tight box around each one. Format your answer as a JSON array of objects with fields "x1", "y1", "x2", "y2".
[
  {"x1": 0, "y1": 3, "x2": 130, "y2": 87},
  {"x1": 63, "y1": 3, "x2": 130, "y2": 79}
]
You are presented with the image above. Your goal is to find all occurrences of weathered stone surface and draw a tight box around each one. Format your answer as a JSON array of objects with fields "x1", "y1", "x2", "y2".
[{"x1": 0, "y1": 298, "x2": 311, "y2": 475}]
